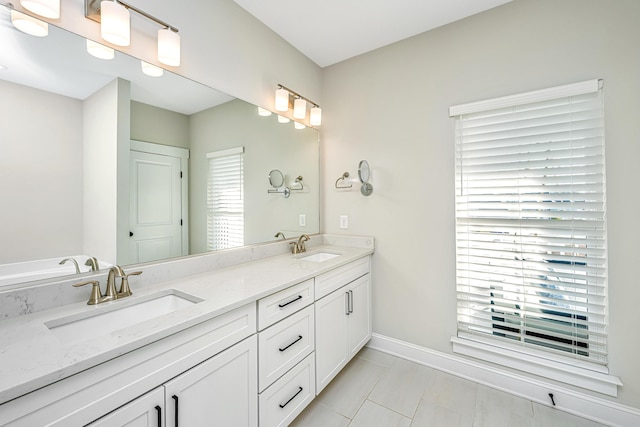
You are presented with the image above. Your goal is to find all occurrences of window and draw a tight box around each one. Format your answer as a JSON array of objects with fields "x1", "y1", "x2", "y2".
[
  {"x1": 207, "y1": 147, "x2": 244, "y2": 251},
  {"x1": 450, "y1": 80, "x2": 608, "y2": 371}
]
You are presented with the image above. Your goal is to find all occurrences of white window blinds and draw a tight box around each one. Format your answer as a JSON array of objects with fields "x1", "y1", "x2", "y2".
[
  {"x1": 451, "y1": 80, "x2": 608, "y2": 366},
  {"x1": 207, "y1": 147, "x2": 244, "y2": 251}
]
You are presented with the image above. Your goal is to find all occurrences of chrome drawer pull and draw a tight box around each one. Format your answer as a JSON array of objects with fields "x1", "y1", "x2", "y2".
[
  {"x1": 279, "y1": 335, "x2": 303, "y2": 352},
  {"x1": 279, "y1": 386, "x2": 303, "y2": 409},
  {"x1": 278, "y1": 295, "x2": 303, "y2": 308}
]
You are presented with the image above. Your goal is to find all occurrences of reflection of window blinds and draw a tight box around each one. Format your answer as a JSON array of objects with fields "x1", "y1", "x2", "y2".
[
  {"x1": 207, "y1": 147, "x2": 244, "y2": 251},
  {"x1": 450, "y1": 80, "x2": 607, "y2": 366}
]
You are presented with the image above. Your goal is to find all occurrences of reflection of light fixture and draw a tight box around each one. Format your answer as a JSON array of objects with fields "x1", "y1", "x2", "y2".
[
  {"x1": 157, "y1": 28, "x2": 180, "y2": 66},
  {"x1": 258, "y1": 107, "x2": 272, "y2": 116},
  {"x1": 141, "y1": 61, "x2": 163, "y2": 77},
  {"x1": 86, "y1": 39, "x2": 115, "y2": 59},
  {"x1": 274, "y1": 84, "x2": 322, "y2": 126},
  {"x1": 85, "y1": 0, "x2": 181, "y2": 66},
  {"x1": 20, "y1": 0, "x2": 60, "y2": 19},
  {"x1": 310, "y1": 106, "x2": 322, "y2": 126},
  {"x1": 275, "y1": 87, "x2": 289, "y2": 112},
  {"x1": 100, "y1": 0, "x2": 130, "y2": 46},
  {"x1": 277, "y1": 115, "x2": 290, "y2": 124},
  {"x1": 294, "y1": 122, "x2": 306, "y2": 130},
  {"x1": 11, "y1": 9, "x2": 48, "y2": 37},
  {"x1": 293, "y1": 98, "x2": 306, "y2": 119}
]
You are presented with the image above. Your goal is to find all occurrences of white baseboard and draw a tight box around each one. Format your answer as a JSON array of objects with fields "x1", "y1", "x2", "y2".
[{"x1": 366, "y1": 333, "x2": 640, "y2": 427}]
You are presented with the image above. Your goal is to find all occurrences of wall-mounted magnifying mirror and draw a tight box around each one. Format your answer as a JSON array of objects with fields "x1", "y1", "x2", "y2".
[
  {"x1": 358, "y1": 160, "x2": 370, "y2": 183},
  {"x1": 358, "y1": 160, "x2": 373, "y2": 196},
  {"x1": 268, "y1": 169, "x2": 285, "y2": 188}
]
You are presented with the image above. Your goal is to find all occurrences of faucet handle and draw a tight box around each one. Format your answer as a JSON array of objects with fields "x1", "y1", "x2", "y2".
[
  {"x1": 118, "y1": 271, "x2": 142, "y2": 297},
  {"x1": 73, "y1": 280, "x2": 102, "y2": 305},
  {"x1": 289, "y1": 241, "x2": 300, "y2": 254}
]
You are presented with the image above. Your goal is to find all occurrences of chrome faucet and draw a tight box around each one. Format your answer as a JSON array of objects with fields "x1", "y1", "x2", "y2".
[
  {"x1": 84, "y1": 256, "x2": 100, "y2": 271},
  {"x1": 59, "y1": 258, "x2": 80, "y2": 274},
  {"x1": 73, "y1": 265, "x2": 142, "y2": 305},
  {"x1": 290, "y1": 234, "x2": 310, "y2": 254}
]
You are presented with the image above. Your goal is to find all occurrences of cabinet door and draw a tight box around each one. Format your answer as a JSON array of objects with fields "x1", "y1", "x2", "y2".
[
  {"x1": 164, "y1": 335, "x2": 257, "y2": 427},
  {"x1": 315, "y1": 288, "x2": 349, "y2": 394},
  {"x1": 347, "y1": 274, "x2": 372, "y2": 357},
  {"x1": 87, "y1": 387, "x2": 164, "y2": 427}
]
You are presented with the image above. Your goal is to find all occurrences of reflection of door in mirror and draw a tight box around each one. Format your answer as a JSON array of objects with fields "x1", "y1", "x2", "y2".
[{"x1": 128, "y1": 141, "x2": 189, "y2": 264}]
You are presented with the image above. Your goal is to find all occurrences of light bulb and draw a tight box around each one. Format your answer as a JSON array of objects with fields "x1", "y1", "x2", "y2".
[
  {"x1": 277, "y1": 115, "x2": 290, "y2": 124},
  {"x1": 141, "y1": 61, "x2": 164, "y2": 77},
  {"x1": 275, "y1": 88, "x2": 289, "y2": 112},
  {"x1": 158, "y1": 28, "x2": 180, "y2": 67},
  {"x1": 20, "y1": 0, "x2": 59, "y2": 19},
  {"x1": 258, "y1": 107, "x2": 272, "y2": 116},
  {"x1": 310, "y1": 106, "x2": 322, "y2": 126},
  {"x1": 100, "y1": 1, "x2": 130, "y2": 47},
  {"x1": 294, "y1": 122, "x2": 306, "y2": 130},
  {"x1": 86, "y1": 39, "x2": 115, "y2": 60},
  {"x1": 293, "y1": 98, "x2": 306, "y2": 119},
  {"x1": 11, "y1": 10, "x2": 48, "y2": 37}
]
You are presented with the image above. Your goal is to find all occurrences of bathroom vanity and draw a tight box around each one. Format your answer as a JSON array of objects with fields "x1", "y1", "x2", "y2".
[{"x1": 0, "y1": 236, "x2": 373, "y2": 426}]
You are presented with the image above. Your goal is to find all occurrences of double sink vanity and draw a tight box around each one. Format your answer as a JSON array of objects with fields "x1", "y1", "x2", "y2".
[{"x1": 0, "y1": 235, "x2": 373, "y2": 426}]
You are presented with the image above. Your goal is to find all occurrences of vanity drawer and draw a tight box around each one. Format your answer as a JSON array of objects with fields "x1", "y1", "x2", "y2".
[
  {"x1": 258, "y1": 278, "x2": 314, "y2": 330},
  {"x1": 258, "y1": 305, "x2": 314, "y2": 391},
  {"x1": 259, "y1": 352, "x2": 315, "y2": 427},
  {"x1": 314, "y1": 256, "x2": 370, "y2": 300}
]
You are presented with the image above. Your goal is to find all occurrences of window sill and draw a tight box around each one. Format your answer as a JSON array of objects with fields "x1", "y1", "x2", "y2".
[{"x1": 451, "y1": 334, "x2": 622, "y2": 397}]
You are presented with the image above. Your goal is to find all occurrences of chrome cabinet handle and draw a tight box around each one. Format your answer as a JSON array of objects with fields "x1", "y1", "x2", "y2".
[
  {"x1": 345, "y1": 291, "x2": 350, "y2": 315},
  {"x1": 278, "y1": 295, "x2": 303, "y2": 308},
  {"x1": 349, "y1": 290, "x2": 354, "y2": 314},
  {"x1": 279, "y1": 335, "x2": 303, "y2": 352},
  {"x1": 279, "y1": 386, "x2": 303, "y2": 409}
]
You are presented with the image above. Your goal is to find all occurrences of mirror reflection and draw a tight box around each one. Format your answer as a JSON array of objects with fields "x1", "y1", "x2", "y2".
[{"x1": 0, "y1": 5, "x2": 319, "y2": 288}]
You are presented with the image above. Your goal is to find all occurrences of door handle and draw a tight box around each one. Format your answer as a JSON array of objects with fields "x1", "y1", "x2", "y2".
[
  {"x1": 278, "y1": 295, "x2": 302, "y2": 308},
  {"x1": 154, "y1": 405, "x2": 161, "y2": 427},
  {"x1": 279, "y1": 386, "x2": 303, "y2": 408},
  {"x1": 172, "y1": 395, "x2": 179, "y2": 427},
  {"x1": 279, "y1": 335, "x2": 303, "y2": 352},
  {"x1": 345, "y1": 291, "x2": 350, "y2": 315},
  {"x1": 349, "y1": 290, "x2": 354, "y2": 314}
]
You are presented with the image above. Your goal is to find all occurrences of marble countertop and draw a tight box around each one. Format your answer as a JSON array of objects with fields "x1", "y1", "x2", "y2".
[{"x1": 0, "y1": 244, "x2": 373, "y2": 405}]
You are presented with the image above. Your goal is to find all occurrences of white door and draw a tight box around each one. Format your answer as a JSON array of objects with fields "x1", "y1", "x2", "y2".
[
  {"x1": 314, "y1": 288, "x2": 349, "y2": 394},
  {"x1": 130, "y1": 150, "x2": 183, "y2": 264},
  {"x1": 347, "y1": 274, "x2": 372, "y2": 357}
]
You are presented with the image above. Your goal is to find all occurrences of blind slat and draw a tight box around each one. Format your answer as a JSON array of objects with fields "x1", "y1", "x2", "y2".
[{"x1": 207, "y1": 149, "x2": 244, "y2": 251}]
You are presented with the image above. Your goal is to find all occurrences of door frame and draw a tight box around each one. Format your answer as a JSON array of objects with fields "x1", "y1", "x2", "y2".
[{"x1": 131, "y1": 140, "x2": 189, "y2": 257}]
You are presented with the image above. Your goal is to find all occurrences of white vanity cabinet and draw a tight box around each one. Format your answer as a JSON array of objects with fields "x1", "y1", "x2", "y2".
[
  {"x1": 89, "y1": 336, "x2": 257, "y2": 427},
  {"x1": 315, "y1": 258, "x2": 372, "y2": 394}
]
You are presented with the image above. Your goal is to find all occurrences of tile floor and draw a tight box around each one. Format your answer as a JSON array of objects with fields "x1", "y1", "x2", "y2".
[{"x1": 290, "y1": 347, "x2": 608, "y2": 427}]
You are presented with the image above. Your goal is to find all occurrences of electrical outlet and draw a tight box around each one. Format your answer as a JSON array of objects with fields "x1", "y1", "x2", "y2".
[
  {"x1": 299, "y1": 214, "x2": 306, "y2": 227},
  {"x1": 339, "y1": 215, "x2": 349, "y2": 229}
]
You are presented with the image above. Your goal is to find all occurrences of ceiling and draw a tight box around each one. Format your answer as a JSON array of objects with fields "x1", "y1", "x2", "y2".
[{"x1": 233, "y1": 0, "x2": 513, "y2": 68}]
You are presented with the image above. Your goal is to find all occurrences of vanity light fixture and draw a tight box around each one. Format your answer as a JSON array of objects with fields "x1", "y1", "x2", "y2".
[
  {"x1": 258, "y1": 107, "x2": 272, "y2": 116},
  {"x1": 141, "y1": 61, "x2": 163, "y2": 77},
  {"x1": 10, "y1": 9, "x2": 48, "y2": 37},
  {"x1": 85, "y1": 0, "x2": 181, "y2": 66},
  {"x1": 277, "y1": 115, "x2": 290, "y2": 124},
  {"x1": 86, "y1": 39, "x2": 115, "y2": 59},
  {"x1": 274, "y1": 84, "x2": 322, "y2": 126},
  {"x1": 294, "y1": 121, "x2": 306, "y2": 130},
  {"x1": 20, "y1": 0, "x2": 59, "y2": 19}
]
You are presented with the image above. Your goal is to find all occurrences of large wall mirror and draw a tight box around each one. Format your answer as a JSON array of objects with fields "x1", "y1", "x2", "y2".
[{"x1": 0, "y1": 4, "x2": 319, "y2": 288}]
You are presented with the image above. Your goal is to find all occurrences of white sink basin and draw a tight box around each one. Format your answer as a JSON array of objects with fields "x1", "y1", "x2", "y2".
[
  {"x1": 45, "y1": 290, "x2": 202, "y2": 345},
  {"x1": 298, "y1": 252, "x2": 340, "y2": 262}
]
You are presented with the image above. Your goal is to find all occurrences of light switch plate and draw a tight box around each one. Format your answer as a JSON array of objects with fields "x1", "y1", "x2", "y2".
[
  {"x1": 339, "y1": 215, "x2": 349, "y2": 229},
  {"x1": 299, "y1": 214, "x2": 306, "y2": 227}
]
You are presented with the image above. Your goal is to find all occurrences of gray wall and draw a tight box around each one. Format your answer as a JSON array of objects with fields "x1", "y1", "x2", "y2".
[
  {"x1": 321, "y1": 0, "x2": 640, "y2": 408},
  {"x1": 130, "y1": 101, "x2": 190, "y2": 148},
  {"x1": 0, "y1": 81, "x2": 83, "y2": 263}
]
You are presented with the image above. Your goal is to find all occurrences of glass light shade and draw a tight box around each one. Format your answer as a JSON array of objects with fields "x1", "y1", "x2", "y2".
[
  {"x1": 158, "y1": 28, "x2": 180, "y2": 67},
  {"x1": 11, "y1": 10, "x2": 48, "y2": 37},
  {"x1": 20, "y1": 0, "x2": 60, "y2": 19},
  {"x1": 141, "y1": 61, "x2": 163, "y2": 77},
  {"x1": 293, "y1": 98, "x2": 306, "y2": 119},
  {"x1": 258, "y1": 107, "x2": 272, "y2": 117},
  {"x1": 100, "y1": 1, "x2": 130, "y2": 46},
  {"x1": 277, "y1": 115, "x2": 290, "y2": 124},
  {"x1": 294, "y1": 122, "x2": 306, "y2": 130},
  {"x1": 275, "y1": 88, "x2": 289, "y2": 112},
  {"x1": 86, "y1": 39, "x2": 114, "y2": 60},
  {"x1": 310, "y1": 106, "x2": 322, "y2": 126}
]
